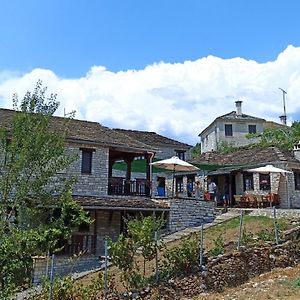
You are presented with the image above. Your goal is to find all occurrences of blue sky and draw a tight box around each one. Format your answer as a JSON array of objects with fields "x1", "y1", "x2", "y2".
[
  {"x1": 1, "y1": 0, "x2": 300, "y2": 144},
  {"x1": 1, "y1": 0, "x2": 299, "y2": 76}
]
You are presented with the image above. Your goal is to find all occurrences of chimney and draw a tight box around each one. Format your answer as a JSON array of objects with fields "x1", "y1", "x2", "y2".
[
  {"x1": 279, "y1": 115, "x2": 287, "y2": 125},
  {"x1": 235, "y1": 100, "x2": 243, "y2": 116},
  {"x1": 293, "y1": 141, "x2": 300, "y2": 161}
]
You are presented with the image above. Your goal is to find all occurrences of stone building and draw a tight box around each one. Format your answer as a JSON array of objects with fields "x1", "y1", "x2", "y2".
[
  {"x1": 191, "y1": 146, "x2": 300, "y2": 208},
  {"x1": 113, "y1": 129, "x2": 194, "y2": 198},
  {"x1": 0, "y1": 108, "x2": 213, "y2": 258},
  {"x1": 199, "y1": 101, "x2": 285, "y2": 153}
]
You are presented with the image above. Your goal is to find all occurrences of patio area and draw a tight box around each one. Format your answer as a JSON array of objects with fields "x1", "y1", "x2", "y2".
[{"x1": 234, "y1": 193, "x2": 280, "y2": 208}]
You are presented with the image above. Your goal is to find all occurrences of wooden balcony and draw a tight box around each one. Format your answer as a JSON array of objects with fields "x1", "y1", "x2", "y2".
[{"x1": 108, "y1": 177, "x2": 150, "y2": 196}]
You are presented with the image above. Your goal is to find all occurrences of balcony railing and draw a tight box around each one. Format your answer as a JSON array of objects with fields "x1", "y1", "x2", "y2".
[{"x1": 108, "y1": 177, "x2": 150, "y2": 196}]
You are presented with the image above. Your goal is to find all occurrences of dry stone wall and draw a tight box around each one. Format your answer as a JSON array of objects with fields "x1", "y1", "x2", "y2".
[{"x1": 168, "y1": 198, "x2": 215, "y2": 232}]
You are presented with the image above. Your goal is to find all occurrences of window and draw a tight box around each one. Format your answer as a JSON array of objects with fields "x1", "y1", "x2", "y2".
[
  {"x1": 294, "y1": 171, "x2": 300, "y2": 190},
  {"x1": 243, "y1": 173, "x2": 254, "y2": 191},
  {"x1": 175, "y1": 176, "x2": 183, "y2": 193},
  {"x1": 81, "y1": 148, "x2": 94, "y2": 174},
  {"x1": 248, "y1": 125, "x2": 257, "y2": 134},
  {"x1": 175, "y1": 150, "x2": 186, "y2": 161},
  {"x1": 259, "y1": 174, "x2": 270, "y2": 191},
  {"x1": 225, "y1": 124, "x2": 233, "y2": 137}
]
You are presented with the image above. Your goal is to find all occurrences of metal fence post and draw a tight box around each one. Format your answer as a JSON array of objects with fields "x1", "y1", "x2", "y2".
[
  {"x1": 199, "y1": 223, "x2": 204, "y2": 270},
  {"x1": 104, "y1": 238, "x2": 108, "y2": 300},
  {"x1": 48, "y1": 254, "x2": 55, "y2": 300},
  {"x1": 45, "y1": 250, "x2": 50, "y2": 279},
  {"x1": 154, "y1": 231, "x2": 159, "y2": 284},
  {"x1": 237, "y1": 209, "x2": 244, "y2": 251},
  {"x1": 273, "y1": 206, "x2": 279, "y2": 245}
]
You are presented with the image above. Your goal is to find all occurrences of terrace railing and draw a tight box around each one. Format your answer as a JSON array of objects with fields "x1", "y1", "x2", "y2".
[{"x1": 108, "y1": 177, "x2": 150, "y2": 196}]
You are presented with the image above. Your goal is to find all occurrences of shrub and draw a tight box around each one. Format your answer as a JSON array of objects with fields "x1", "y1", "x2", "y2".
[
  {"x1": 210, "y1": 234, "x2": 225, "y2": 256},
  {"x1": 162, "y1": 236, "x2": 199, "y2": 277}
]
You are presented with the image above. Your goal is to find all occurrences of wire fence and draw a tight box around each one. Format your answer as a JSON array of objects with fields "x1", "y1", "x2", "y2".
[{"x1": 18, "y1": 207, "x2": 282, "y2": 300}]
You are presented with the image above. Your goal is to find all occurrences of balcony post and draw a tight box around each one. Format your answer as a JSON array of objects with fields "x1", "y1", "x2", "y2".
[
  {"x1": 146, "y1": 154, "x2": 151, "y2": 196},
  {"x1": 124, "y1": 157, "x2": 133, "y2": 195}
]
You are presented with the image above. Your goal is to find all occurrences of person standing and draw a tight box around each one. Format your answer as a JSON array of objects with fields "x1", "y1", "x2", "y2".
[
  {"x1": 187, "y1": 179, "x2": 193, "y2": 197},
  {"x1": 208, "y1": 180, "x2": 217, "y2": 204},
  {"x1": 194, "y1": 181, "x2": 203, "y2": 199},
  {"x1": 223, "y1": 183, "x2": 230, "y2": 206}
]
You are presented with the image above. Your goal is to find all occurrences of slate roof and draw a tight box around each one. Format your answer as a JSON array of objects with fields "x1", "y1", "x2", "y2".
[
  {"x1": 191, "y1": 146, "x2": 298, "y2": 167},
  {"x1": 0, "y1": 108, "x2": 157, "y2": 152},
  {"x1": 199, "y1": 111, "x2": 266, "y2": 136},
  {"x1": 73, "y1": 195, "x2": 170, "y2": 210},
  {"x1": 114, "y1": 129, "x2": 192, "y2": 149}
]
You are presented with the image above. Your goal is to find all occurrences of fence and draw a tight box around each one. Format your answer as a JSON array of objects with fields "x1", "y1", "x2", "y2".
[{"x1": 18, "y1": 207, "x2": 288, "y2": 300}]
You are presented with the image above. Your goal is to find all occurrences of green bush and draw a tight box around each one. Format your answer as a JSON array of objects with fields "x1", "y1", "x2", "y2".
[
  {"x1": 29, "y1": 273, "x2": 104, "y2": 300},
  {"x1": 210, "y1": 234, "x2": 225, "y2": 256},
  {"x1": 162, "y1": 236, "x2": 199, "y2": 277},
  {"x1": 109, "y1": 215, "x2": 164, "y2": 290}
]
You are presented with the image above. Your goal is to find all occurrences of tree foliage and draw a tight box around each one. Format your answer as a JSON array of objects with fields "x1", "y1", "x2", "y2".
[
  {"x1": 109, "y1": 215, "x2": 164, "y2": 289},
  {"x1": 191, "y1": 143, "x2": 201, "y2": 158},
  {"x1": 251, "y1": 121, "x2": 300, "y2": 151},
  {"x1": 0, "y1": 81, "x2": 89, "y2": 298}
]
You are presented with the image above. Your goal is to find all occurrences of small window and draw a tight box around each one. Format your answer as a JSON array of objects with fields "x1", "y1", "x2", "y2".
[
  {"x1": 248, "y1": 125, "x2": 257, "y2": 134},
  {"x1": 225, "y1": 124, "x2": 233, "y2": 137},
  {"x1": 243, "y1": 173, "x2": 254, "y2": 191},
  {"x1": 175, "y1": 176, "x2": 183, "y2": 193},
  {"x1": 175, "y1": 150, "x2": 186, "y2": 161},
  {"x1": 81, "y1": 149, "x2": 94, "y2": 174},
  {"x1": 259, "y1": 174, "x2": 270, "y2": 191},
  {"x1": 294, "y1": 171, "x2": 300, "y2": 190}
]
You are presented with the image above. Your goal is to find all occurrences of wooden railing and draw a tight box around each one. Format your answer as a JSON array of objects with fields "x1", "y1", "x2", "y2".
[
  {"x1": 64, "y1": 234, "x2": 96, "y2": 255},
  {"x1": 108, "y1": 177, "x2": 150, "y2": 196}
]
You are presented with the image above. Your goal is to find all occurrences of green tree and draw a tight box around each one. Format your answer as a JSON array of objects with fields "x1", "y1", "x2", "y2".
[
  {"x1": 0, "y1": 81, "x2": 89, "y2": 298},
  {"x1": 191, "y1": 142, "x2": 201, "y2": 158},
  {"x1": 247, "y1": 121, "x2": 300, "y2": 151},
  {"x1": 109, "y1": 215, "x2": 164, "y2": 289}
]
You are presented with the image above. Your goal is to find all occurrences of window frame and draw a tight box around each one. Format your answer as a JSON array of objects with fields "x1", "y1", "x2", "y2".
[
  {"x1": 259, "y1": 173, "x2": 271, "y2": 191},
  {"x1": 175, "y1": 176, "x2": 184, "y2": 193},
  {"x1": 80, "y1": 148, "x2": 95, "y2": 174},
  {"x1": 243, "y1": 173, "x2": 254, "y2": 191},
  {"x1": 175, "y1": 150, "x2": 186, "y2": 161},
  {"x1": 225, "y1": 124, "x2": 233, "y2": 137},
  {"x1": 294, "y1": 170, "x2": 300, "y2": 190},
  {"x1": 248, "y1": 124, "x2": 257, "y2": 134}
]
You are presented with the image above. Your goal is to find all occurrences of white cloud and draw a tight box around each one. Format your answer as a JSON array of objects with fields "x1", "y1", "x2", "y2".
[{"x1": 1, "y1": 45, "x2": 300, "y2": 145}]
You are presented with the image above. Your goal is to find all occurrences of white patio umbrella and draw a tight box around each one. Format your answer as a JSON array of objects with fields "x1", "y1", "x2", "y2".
[
  {"x1": 247, "y1": 164, "x2": 292, "y2": 174},
  {"x1": 150, "y1": 156, "x2": 199, "y2": 197},
  {"x1": 247, "y1": 164, "x2": 292, "y2": 208}
]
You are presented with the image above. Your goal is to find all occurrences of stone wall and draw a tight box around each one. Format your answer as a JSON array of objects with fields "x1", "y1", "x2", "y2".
[
  {"x1": 52, "y1": 143, "x2": 109, "y2": 197},
  {"x1": 217, "y1": 120, "x2": 264, "y2": 149},
  {"x1": 156, "y1": 146, "x2": 192, "y2": 161},
  {"x1": 168, "y1": 198, "x2": 215, "y2": 232},
  {"x1": 205, "y1": 240, "x2": 299, "y2": 292}
]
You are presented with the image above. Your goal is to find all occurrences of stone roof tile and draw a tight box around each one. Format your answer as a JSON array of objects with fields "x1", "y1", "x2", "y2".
[
  {"x1": 114, "y1": 128, "x2": 192, "y2": 149},
  {"x1": 0, "y1": 108, "x2": 156, "y2": 152},
  {"x1": 191, "y1": 146, "x2": 298, "y2": 166}
]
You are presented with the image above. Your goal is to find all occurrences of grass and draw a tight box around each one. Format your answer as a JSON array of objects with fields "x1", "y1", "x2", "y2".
[{"x1": 291, "y1": 277, "x2": 300, "y2": 288}]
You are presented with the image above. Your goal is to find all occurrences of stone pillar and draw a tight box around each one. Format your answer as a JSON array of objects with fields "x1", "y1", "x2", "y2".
[
  {"x1": 124, "y1": 157, "x2": 133, "y2": 195},
  {"x1": 145, "y1": 154, "x2": 151, "y2": 196}
]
